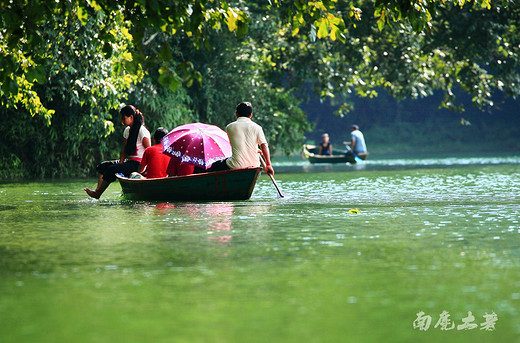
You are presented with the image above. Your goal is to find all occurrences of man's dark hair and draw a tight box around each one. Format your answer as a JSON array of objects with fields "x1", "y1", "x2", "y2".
[
  {"x1": 351, "y1": 124, "x2": 359, "y2": 130},
  {"x1": 236, "y1": 102, "x2": 253, "y2": 117},
  {"x1": 154, "y1": 127, "x2": 168, "y2": 142}
]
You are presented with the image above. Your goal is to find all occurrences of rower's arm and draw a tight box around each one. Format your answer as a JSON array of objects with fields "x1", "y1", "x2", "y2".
[{"x1": 260, "y1": 143, "x2": 274, "y2": 176}]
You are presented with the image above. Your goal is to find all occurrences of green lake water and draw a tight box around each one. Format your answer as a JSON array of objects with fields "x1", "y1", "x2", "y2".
[{"x1": 1, "y1": 155, "x2": 519, "y2": 342}]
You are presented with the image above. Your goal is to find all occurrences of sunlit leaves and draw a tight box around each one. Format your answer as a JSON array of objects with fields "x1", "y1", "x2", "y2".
[
  {"x1": 282, "y1": 1, "x2": 350, "y2": 42},
  {"x1": 225, "y1": 8, "x2": 239, "y2": 31},
  {"x1": 1, "y1": 0, "x2": 518, "y2": 140},
  {"x1": 374, "y1": 7, "x2": 386, "y2": 31},
  {"x1": 349, "y1": 6, "x2": 362, "y2": 21},
  {"x1": 0, "y1": 0, "x2": 249, "y2": 123},
  {"x1": 266, "y1": 0, "x2": 519, "y2": 116},
  {"x1": 222, "y1": 5, "x2": 250, "y2": 37},
  {"x1": 317, "y1": 18, "x2": 328, "y2": 38},
  {"x1": 77, "y1": 6, "x2": 88, "y2": 25},
  {"x1": 372, "y1": 0, "x2": 510, "y2": 33},
  {"x1": 3, "y1": 0, "x2": 510, "y2": 126}
]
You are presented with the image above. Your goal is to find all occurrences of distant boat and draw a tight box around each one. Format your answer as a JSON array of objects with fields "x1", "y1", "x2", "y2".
[
  {"x1": 302, "y1": 144, "x2": 367, "y2": 164},
  {"x1": 117, "y1": 167, "x2": 261, "y2": 201}
]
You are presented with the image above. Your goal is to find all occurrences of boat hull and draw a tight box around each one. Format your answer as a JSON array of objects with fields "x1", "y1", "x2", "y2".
[
  {"x1": 302, "y1": 144, "x2": 359, "y2": 164},
  {"x1": 307, "y1": 154, "x2": 357, "y2": 164},
  {"x1": 117, "y1": 167, "x2": 261, "y2": 201}
]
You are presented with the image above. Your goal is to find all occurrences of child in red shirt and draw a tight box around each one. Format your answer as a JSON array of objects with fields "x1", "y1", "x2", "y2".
[
  {"x1": 139, "y1": 127, "x2": 171, "y2": 178},
  {"x1": 166, "y1": 157, "x2": 196, "y2": 176}
]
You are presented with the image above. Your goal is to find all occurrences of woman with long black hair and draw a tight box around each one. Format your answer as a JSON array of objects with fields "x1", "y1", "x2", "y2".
[{"x1": 85, "y1": 105, "x2": 151, "y2": 199}]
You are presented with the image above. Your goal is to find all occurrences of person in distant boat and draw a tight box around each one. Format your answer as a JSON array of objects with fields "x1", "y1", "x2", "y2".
[
  {"x1": 343, "y1": 124, "x2": 368, "y2": 160},
  {"x1": 318, "y1": 133, "x2": 332, "y2": 155},
  {"x1": 206, "y1": 102, "x2": 274, "y2": 175},
  {"x1": 84, "y1": 105, "x2": 151, "y2": 198},
  {"x1": 137, "y1": 127, "x2": 171, "y2": 179}
]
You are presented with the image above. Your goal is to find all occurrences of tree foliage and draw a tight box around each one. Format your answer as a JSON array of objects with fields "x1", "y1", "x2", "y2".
[
  {"x1": 3, "y1": 0, "x2": 515, "y2": 122},
  {"x1": 259, "y1": 1, "x2": 520, "y2": 113},
  {"x1": 1, "y1": 2, "x2": 140, "y2": 178},
  {"x1": 0, "y1": 0, "x2": 518, "y2": 178}
]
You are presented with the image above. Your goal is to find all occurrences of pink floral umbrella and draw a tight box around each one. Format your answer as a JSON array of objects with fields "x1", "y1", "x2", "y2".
[{"x1": 161, "y1": 122, "x2": 232, "y2": 169}]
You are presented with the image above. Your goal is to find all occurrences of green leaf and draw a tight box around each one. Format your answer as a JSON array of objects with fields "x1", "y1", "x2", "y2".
[
  {"x1": 26, "y1": 65, "x2": 46, "y2": 84},
  {"x1": 226, "y1": 9, "x2": 237, "y2": 32},
  {"x1": 330, "y1": 25, "x2": 338, "y2": 41},
  {"x1": 133, "y1": 27, "x2": 145, "y2": 46},
  {"x1": 90, "y1": 0, "x2": 103, "y2": 12},
  {"x1": 236, "y1": 21, "x2": 249, "y2": 37},
  {"x1": 157, "y1": 70, "x2": 170, "y2": 88},
  {"x1": 377, "y1": 17, "x2": 385, "y2": 31},
  {"x1": 168, "y1": 77, "x2": 181, "y2": 92},
  {"x1": 159, "y1": 44, "x2": 172, "y2": 61},
  {"x1": 102, "y1": 42, "x2": 113, "y2": 58},
  {"x1": 8, "y1": 78, "x2": 18, "y2": 95},
  {"x1": 1, "y1": 79, "x2": 11, "y2": 96},
  {"x1": 317, "y1": 19, "x2": 328, "y2": 39},
  {"x1": 77, "y1": 6, "x2": 88, "y2": 25}
]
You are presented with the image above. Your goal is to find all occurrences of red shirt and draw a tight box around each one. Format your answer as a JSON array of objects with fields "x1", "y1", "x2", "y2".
[
  {"x1": 166, "y1": 157, "x2": 195, "y2": 176},
  {"x1": 140, "y1": 144, "x2": 171, "y2": 178}
]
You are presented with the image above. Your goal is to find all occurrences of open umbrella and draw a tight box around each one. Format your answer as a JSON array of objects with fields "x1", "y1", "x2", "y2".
[{"x1": 161, "y1": 122, "x2": 232, "y2": 169}]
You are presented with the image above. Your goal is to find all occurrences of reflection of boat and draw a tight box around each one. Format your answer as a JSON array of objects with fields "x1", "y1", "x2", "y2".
[
  {"x1": 117, "y1": 167, "x2": 261, "y2": 201},
  {"x1": 302, "y1": 144, "x2": 366, "y2": 164}
]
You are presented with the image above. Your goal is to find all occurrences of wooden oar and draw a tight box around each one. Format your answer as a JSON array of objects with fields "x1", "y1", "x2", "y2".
[
  {"x1": 344, "y1": 144, "x2": 364, "y2": 163},
  {"x1": 259, "y1": 155, "x2": 285, "y2": 198}
]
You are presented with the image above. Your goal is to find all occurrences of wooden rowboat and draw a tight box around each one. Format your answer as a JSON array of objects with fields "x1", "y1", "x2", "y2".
[
  {"x1": 117, "y1": 167, "x2": 262, "y2": 201},
  {"x1": 302, "y1": 144, "x2": 366, "y2": 164}
]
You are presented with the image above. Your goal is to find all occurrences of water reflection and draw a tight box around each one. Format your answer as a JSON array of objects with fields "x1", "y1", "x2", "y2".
[
  {"x1": 151, "y1": 202, "x2": 236, "y2": 243},
  {"x1": 155, "y1": 202, "x2": 177, "y2": 215},
  {"x1": 2, "y1": 161, "x2": 520, "y2": 340},
  {"x1": 202, "y1": 202, "x2": 234, "y2": 243}
]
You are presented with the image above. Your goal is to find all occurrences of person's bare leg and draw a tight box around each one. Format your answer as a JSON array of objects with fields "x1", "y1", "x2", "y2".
[
  {"x1": 84, "y1": 174, "x2": 104, "y2": 197},
  {"x1": 96, "y1": 173, "x2": 103, "y2": 189},
  {"x1": 84, "y1": 179, "x2": 110, "y2": 199}
]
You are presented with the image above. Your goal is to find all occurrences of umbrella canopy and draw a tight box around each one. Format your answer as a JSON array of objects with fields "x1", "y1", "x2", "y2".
[{"x1": 162, "y1": 122, "x2": 232, "y2": 169}]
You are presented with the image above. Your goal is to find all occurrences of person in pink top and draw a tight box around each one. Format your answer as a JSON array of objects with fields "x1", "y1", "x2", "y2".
[
  {"x1": 84, "y1": 105, "x2": 151, "y2": 198},
  {"x1": 207, "y1": 102, "x2": 274, "y2": 175},
  {"x1": 138, "y1": 127, "x2": 171, "y2": 178}
]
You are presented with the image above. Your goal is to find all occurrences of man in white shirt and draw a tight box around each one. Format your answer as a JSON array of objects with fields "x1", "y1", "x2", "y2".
[
  {"x1": 208, "y1": 102, "x2": 274, "y2": 175},
  {"x1": 343, "y1": 124, "x2": 368, "y2": 160}
]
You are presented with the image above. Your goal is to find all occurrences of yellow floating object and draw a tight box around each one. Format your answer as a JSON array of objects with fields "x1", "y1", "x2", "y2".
[{"x1": 349, "y1": 208, "x2": 361, "y2": 214}]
